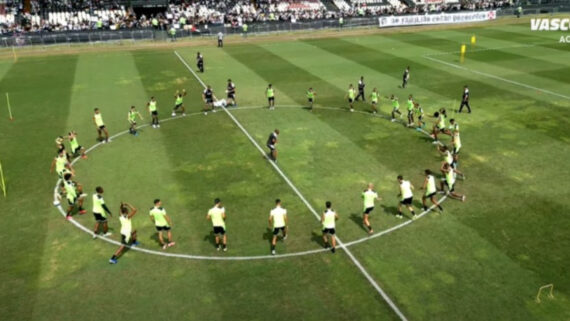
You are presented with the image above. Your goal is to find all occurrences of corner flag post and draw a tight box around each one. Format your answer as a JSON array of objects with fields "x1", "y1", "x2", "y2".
[
  {"x1": 0, "y1": 161, "x2": 6, "y2": 198},
  {"x1": 6, "y1": 93, "x2": 13, "y2": 121},
  {"x1": 460, "y1": 44, "x2": 466, "y2": 63},
  {"x1": 470, "y1": 35, "x2": 476, "y2": 46}
]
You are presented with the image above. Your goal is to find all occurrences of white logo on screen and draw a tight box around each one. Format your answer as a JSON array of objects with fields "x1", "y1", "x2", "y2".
[{"x1": 530, "y1": 18, "x2": 570, "y2": 31}]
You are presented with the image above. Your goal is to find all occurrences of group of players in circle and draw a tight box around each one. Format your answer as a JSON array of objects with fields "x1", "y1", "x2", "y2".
[{"x1": 49, "y1": 63, "x2": 469, "y2": 263}]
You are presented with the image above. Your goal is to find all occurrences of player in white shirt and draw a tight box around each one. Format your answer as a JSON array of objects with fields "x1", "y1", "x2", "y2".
[
  {"x1": 321, "y1": 201, "x2": 339, "y2": 253},
  {"x1": 397, "y1": 175, "x2": 417, "y2": 219},
  {"x1": 362, "y1": 183, "x2": 381, "y2": 234},
  {"x1": 268, "y1": 199, "x2": 288, "y2": 255}
]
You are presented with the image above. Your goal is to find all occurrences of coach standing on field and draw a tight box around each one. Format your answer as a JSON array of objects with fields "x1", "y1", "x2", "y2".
[
  {"x1": 459, "y1": 85, "x2": 471, "y2": 113},
  {"x1": 217, "y1": 31, "x2": 224, "y2": 47}
]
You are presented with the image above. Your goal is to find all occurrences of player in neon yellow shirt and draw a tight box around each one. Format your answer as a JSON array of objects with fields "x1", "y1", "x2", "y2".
[
  {"x1": 306, "y1": 88, "x2": 316, "y2": 110},
  {"x1": 60, "y1": 172, "x2": 87, "y2": 220},
  {"x1": 172, "y1": 89, "x2": 187, "y2": 117},
  {"x1": 207, "y1": 198, "x2": 227, "y2": 251},
  {"x1": 414, "y1": 103, "x2": 425, "y2": 129},
  {"x1": 109, "y1": 202, "x2": 139, "y2": 264},
  {"x1": 68, "y1": 130, "x2": 87, "y2": 159},
  {"x1": 421, "y1": 169, "x2": 443, "y2": 212},
  {"x1": 269, "y1": 199, "x2": 288, "y2": 255},
  {"x1": 362, "y1": 183, "x2": 381, "y2": 234},
  {"x1": 92, "y1": 186, "x2": 113, "y2": 238},
  {"x1": 93, "y1": 108, "x2": 110, "y2": 143},
  {"x1": 149, "y1": 199, "x2": 175, "y2": 249},
  {"x1": 390, "y1": 95, "x2": 402, "y2": 122},
  {"x1": 147, "y1": 97, "x2": 160, "y2": 128},
  {"x1": 369, "y1": 88, "x2": 379, "y2": 114},
  {"x1": 397, "y1": 175, "x2": 416, "y2": 219},
  {"x1": 127, "y1": 105, "x2": 143, "y2": 136},
  {"x1": 440, "y1": 162, "x2": 466, "y2": 202},
  {"x1": 346, "y1": 84, "x2": 356, "y2": 112},
  {"x1": 50, "y1": 149, "x2": 74, "y2": 178},
  {"x1": 266, "y1": 84, "x2": 275, "y2": 110},
  {"x1": 321, "y1": 201, "x2": 339, "y2": 253},
  {"x1": 406, "y1": 95, "x2": 415, "y2": 127},
  {"x1": 431, "y1": 108, "x2": 450, "y2": 144}
]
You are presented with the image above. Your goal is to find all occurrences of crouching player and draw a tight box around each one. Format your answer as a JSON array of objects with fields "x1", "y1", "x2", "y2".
[{"x1": 109, "y1": 203, "x2": 139, "y2": 264}]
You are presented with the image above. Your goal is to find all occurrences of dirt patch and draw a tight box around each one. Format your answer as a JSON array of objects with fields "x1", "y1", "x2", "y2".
[{"x1": 0, "y1": 15, "x2": 534, "y2": 60}]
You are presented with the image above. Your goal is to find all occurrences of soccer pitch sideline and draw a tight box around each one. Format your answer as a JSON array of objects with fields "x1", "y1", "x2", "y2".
[{"x1": 1, "y1": 16, "x2": 569, "y2": 321}]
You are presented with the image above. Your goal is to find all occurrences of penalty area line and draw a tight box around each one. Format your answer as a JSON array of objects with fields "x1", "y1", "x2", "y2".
[
  {"x1": 175, "y1": 50, "x2": 409, "y2": 321},
  {"x1": 423, "y1": 55, "x2": 570, "y2": 101}
]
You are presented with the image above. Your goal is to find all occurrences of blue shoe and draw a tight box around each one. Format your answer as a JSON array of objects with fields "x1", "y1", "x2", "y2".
[
  {"x1": 131, "y1": 241, "x2": 140, "y2": 247},
  {"x1": 109, "y1": 258, "x2": 117, "y2": 264}
]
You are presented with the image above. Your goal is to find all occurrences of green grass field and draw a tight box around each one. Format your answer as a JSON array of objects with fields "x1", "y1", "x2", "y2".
[{"x1": 1, "y1": 17, "x2": 569, "y2": 321}]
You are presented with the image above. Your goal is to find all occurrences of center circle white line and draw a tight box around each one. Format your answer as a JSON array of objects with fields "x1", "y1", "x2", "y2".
[{"x1": 53, "y1": 105, "x2": 448, "y2": 261}]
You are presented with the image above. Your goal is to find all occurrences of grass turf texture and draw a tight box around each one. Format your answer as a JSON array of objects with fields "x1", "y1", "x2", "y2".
[{"x1": 1, "y1": 18, "x2": 569, "y2": 320}]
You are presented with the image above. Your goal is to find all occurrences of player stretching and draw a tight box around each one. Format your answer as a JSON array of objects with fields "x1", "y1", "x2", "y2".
[
  {"x1": 172, "y1": 89, "x2": 187, "y2": 116},
  {"x1": 269, "y1": 199, "x2": 288, "y2": 255},
  {"x1": 149, "y1": 199, "x2": 175, "y2": 249},
  {"x1": 414, "y1": 103, "x2": 425, "y2": 129},
  {"x1": 397, "y1": 175, "x2": 416, "y2": 219},
  {"x1": 92, "y1": 186, "x2": 113, "y2": 238},
  {"x1": 390, "y1": 95, "x2": 402, "y2": 122},
  {"x1": 147, "y1": 97, "x2": 160, "y2": 128},
  {"x1": 402, "y1": 66, "x2": 410, "y2": 88},
  {"x1": 406, "y1": 95, "x2": 415, "y2": 127},
  {"x1": 431, "y1": 109, "x2": 449, "y2": 144},
  {"x1": 68, "y1": 131, "x2": 87, "y2": 159},
  {"x1": 226, "y1": 79, "x2": 237, "y2": 106},
  {"x1": 109, "y1": 203, "x2": 139, "y2": 264},
  {"x1": 128, "y1": 106, "x2": 143, "y2": 136},
  {"x1": 266, "y1": 84, "x2": 275, "y2": 110},
  {"x1": 362, "y1": 183, "x2": 381, "y2": 234},
  {"x1": 346, "y1": 84, "x2": 356, "y2": 112},
  {"x1": 439, "y1": 145, "x2": 464, "y2": 177},
  {"x1": 207, "y1": 198, "x2": 227, "y2": 251},
  {"x1": 307, "y1": 87, "x2": 316, "y2": 110},
  {"x1": 458, "y1": 85, "x2": 471, "y2": 113},
  {"x1": 369, "y1": 88, "x2": 379, "y2": 114},
  {"x1": 93, "y1": 108, "x2": 110, "y2": 143},
  {"x1": 267, "y1": 129, "x2": 279, "y2": 162},
  {"x1": 50, "y1": 149, "x2": 74, "y2": 178},
  {"x1": 321, "y1": 201, "x2": 339, "y2": 253},
  {"x1": 61, "y1": 172, "x2": 87, "y2": 219},
  {"x1": 450, "y1": 119, "x2": 462, "y2": 168},
  {"x1": 203, "y1": 85, "x2": 215, "y2": 114},
  {"x1": 440, "y1": 163, "x2": 466, "y2": 201},
  {"x1": 421, "y1": 170, "x2": 443, "y2": 212}
]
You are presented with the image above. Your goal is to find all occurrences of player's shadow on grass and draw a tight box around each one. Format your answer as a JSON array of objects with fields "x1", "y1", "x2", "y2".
[
  {"x1": 349, "y1": 213, "x2": 368, "y2": 233},
  {"x1": 149, "y1": 233, "x2": 161, "y2": 247},
  {"x1": 203, "y1": 231, "x2": 218, "y2": 249},
  {"x1": 311, "y1": 231, "x2": 325, "y2": 248},
  {"x1": 380, "y1": 204, "x2": 398, "y2": 215}
]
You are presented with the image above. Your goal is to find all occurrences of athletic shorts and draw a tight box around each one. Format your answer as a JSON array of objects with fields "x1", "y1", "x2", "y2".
[
  {"x1": 371, "y1": 100, "x2": 378, "y2": 105},
  {"x1": 205, "y1": 98, "x2": 213, "y2": 104},
  {"x1": 268, "y1": 97, "x2": 275, "y2": 102},
  {"x1": 425, "y1": 192, "x2": 436, "y2": 198},
  {"x1": 98, "y1": 125, "x2": 106, "y2": 130},
  {"x1": 348, "y1": 98, "x2": 353, "y2": 103},
  {"x1": 436, "y1": 126, "x2": 445, "y2": 133},
  {"x1": 363, "y1": 207, "x2": 374, "y2": 215},
  {"x1": 213, "y1": 226, "x2": 226, "y2": 235},
  {"x1": 408, "y1": 110, "x2": 414, "y2": 116},
  {"x1": 273, "y1": 227, "x2": 286, "y2": 235},
  {"x1": 174, "y1": 103, "x2": 183, "y2": 110},
  {"x1": 227, "y1": 93, "x2": 235, "y2": 99},
  {"x1": 400, "y1": 197, "x2": 413, "y2": 205},
  {"x1": 155, "y1": 225, "x2": 171, "y2": 231},
  {"x1": 73, "y1": 146, "x2": 82, "y2": 155},
  {"x1": 418, "y1": 115, "x2": 424, "y2": 121},
  {"x1": 308, "y1": 98, "x2": 313, "y2": 103},
  {"x1": 453, "y1": 147, "x2": 460, "y2": 155},
  {"x1": 121, "y1": 234, "x2": 131, "y2": 245},
  {"x1": 129, "y1": 121, "x2": 137, "y2": 126},
  {"x1": 93, "y1": 212, "x2": 107, "y2": 223},
  {"x1": 267, "y1": 144, "x2": 275, "y2": 151},
  {"x1": 322, "y1": 228, "x2": 336, "y2": 235},
  {"x1": 67, "y1": 197, "x2": 77, "y2": 206},
  {"x1": 443, "y1": 180, "x2": 455, "y2": 192},
  {"x1": 151, "y1": 111, "x2": 158, "y2": 116}
]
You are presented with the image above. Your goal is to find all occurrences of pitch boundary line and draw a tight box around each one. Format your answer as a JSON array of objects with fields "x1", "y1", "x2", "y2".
[
  {"x1": 53, "y1": 105, "x2": 448, "y2": 265},
  {"x1": 423, "y1": 55, "x2": 570, "y2": 100},
  {"x1": 422, "y1": 43, "x2": 538, "y2": 57},
  {"x1": 175, "y1": 51, "x2": 409, "y2": 321}
]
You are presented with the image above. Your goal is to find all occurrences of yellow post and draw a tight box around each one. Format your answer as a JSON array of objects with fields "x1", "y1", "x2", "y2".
[
  {"x1": 0, "y1": 161, "x2": 6, "y2": 198},
  {"x1": 6, "y1": 93, "x2": 13, "y2": 121},
  {"x1": 470, "y1": 35, "x2": 476, "y2": 46},
  {"x1": 11, "y1": 46, "x2": 17, "y2": 62},
  {"x1": 460, "y1": 44, "x2": 466, "y2": 63}
]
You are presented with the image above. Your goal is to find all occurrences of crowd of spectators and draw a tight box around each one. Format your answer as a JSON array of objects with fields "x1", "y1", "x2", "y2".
[{"x1": 1, "y1": 0, "x2": 515, "y2": 35}]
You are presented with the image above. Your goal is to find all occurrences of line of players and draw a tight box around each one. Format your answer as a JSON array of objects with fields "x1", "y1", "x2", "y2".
[{"x1": 50, "y1": 68, "x2": 467, "y2": 263}]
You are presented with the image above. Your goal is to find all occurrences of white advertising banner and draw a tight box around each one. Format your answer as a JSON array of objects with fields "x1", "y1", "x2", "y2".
[{"x1": 378, "y1": 11, "x2": 497, "y2": 28}]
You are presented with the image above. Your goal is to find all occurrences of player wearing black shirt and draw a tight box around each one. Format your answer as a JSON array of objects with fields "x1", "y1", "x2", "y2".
[
  {"x1": 355, "y1": 76, "x2": 366, "y2": 101},
  {"x1": 197, "y1": 52, "x2": 204, "y2": 73},
  {"x1": 226, "y1": 79, "x2": 236, "y2": 106},
  {"x1": 202, "y1": 85, "x2": 214, "y2": 114},
  {"x1": 459, "y1": 85, "x2": 471, "y2": 113},
  {"x1": 402, "y1": 66, "x2": 410, "y2": 88},
  {"x1": 266, "y1": 129, "x2": 279, "y2": 162}
]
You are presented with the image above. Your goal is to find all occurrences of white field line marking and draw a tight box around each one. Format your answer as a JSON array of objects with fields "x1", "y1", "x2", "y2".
[
  {"x1": 54, "y1": 105, "x2": 449, "y2": 264},
  {"x1": 176, "y1": 51, "x2": 409, "y2": 321},
  {"x1": 423, "y1": 43, "x2": 538, "y2": 57},
  {"x1": 424, "y1": 55, "x2": 570, "y2": 101}
]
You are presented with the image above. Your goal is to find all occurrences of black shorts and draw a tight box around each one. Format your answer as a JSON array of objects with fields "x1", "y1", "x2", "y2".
[
  {"x1": 453, "y1": 147, "x2": 460, "y2": 155},
  {"x1": 418, "y1": 115, "x2": 424, "y2": 121},
  {"x1": 67, "y1": 197, "x2": 77, "y2": 206},
  {"x1": 73, "y1": 146, "x2": 82, "y2": 154},
  {"x1": 442, "y1": 180, "x2": 455, "y2": 192},
  {"x1": 98, "y1": 125, "x2": 106, "y2": 130},
  {"x1": 400, "y1": 197, "x2": 413, "y2": 205},
  {"x1": 151, "y1": 110, "x2": 158, "y2": 116},
  {"x1": 268, "y1": 97, "x2": 275, "y2": 102},
  {"x1": 436, "y1": 126, "x2": 445, "y2": 133},
  {"x1": 174, "y1": 103, "x2": 183, "y2": 110},
  {"x1": 425, "y1": 192, "x2": 436, "y2": 198},
  {"x1": 322, "y1": 228, "x2": 336, "y2": 235},
  {"x1": 213, "y1": 226, "x2": 226, "y2": 235},
  {"x1": 121, "y1": 234, "x2": 130, "y2": 245},
  {"x1": 155, "y1": 225, "x2": 171, "y2": 231},
  {"x1": 93, "y1": 212, "x2": 107, "y2": 223},
  {"x1": 273, "y1": 227, "x2": 286, "y2": 235},
  {"x1": 205, "y1": 98, "x2": 213, "y2": 104},
  {"x1": 227, "y1": 93, "x2": 235, "y2": 99},
  {"x1": 363, "y1": 207, "x2": 374, "y2": 214},
  {"x1": 348, "y1": 98, "x2": 354, "y2": 103},
  {"x1": 267, "y1": 144, "x2": 275, "y2": 151},
  {"x1": 308, "y1": 98, "x2": 313, "y2": 103},
  {"x1": 408, "y1": 110, "x2": 414, "y2": 116}
]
